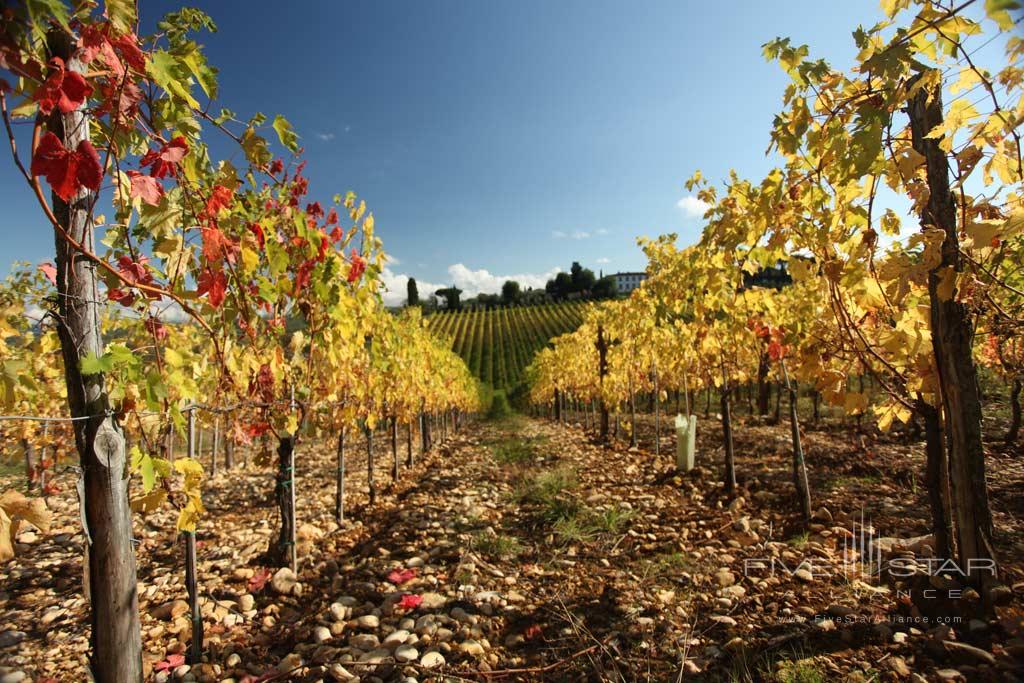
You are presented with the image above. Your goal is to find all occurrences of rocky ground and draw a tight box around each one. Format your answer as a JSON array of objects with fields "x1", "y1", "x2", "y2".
[{"x1": 1, "y1": 412, "x2": 1022, "y2": 682}]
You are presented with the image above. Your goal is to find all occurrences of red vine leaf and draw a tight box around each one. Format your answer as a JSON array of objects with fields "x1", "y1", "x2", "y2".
[
  {"x1": 31, "y1": 132, "x2": 103, "y2": 202},
  {"x1": 249, "y1": 223, "x2": 265, "y2": 249},
  {"x1": 248, "y1": 568, "x2": 271, "y2": 592},
  {"x1": 202, "y1": 226, "x2": 234, "y2": 265},
  {"x1": 205, "y1": 185, "x2": 234, "y2": 217},
  {"x1": 196, "y1": 268, "x2": 227, "y2": 308},
  {"x1": 97, "y1": 78, "x2": 143, "y2": 117},
  {"x1": 126, "y1": 170, "x2": 163, "y2": 206},
  {"x1": 386, "y1": 567, "x2": 417, "y2": 585},
  {"x1": 348, "y1": 250, "x2": 366, "y2": 283},
  {"x1": 140, "y1": 136, "x2": 188, "y2": 179},
  {"x1": 153, "y1": 653, "x2": 185, "y2": 672},
  {"x1": 38, "y1": 262, "x2": 57, "y2": 285},
  {"x1": 396, "y1": 594, "x2": 422, "y2": 610},
  {"x1": 145, "y1": 316, "x2": 168, "y2": 341},
  {"x1": 34, "y1": 57, "x2": 92, "y2": 115}
]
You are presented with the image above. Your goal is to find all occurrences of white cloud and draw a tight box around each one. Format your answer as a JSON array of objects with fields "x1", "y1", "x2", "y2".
[
  {"x1": 446, "y1": 263, "x2": 560, "y2": 297},
  {"x1": 552, "y1": 230, "x2": 591, "y2": 240},
  {"x1": 596, "y1": 257, "x2": 611, "y2": 264},
  {"x1": 378, "y1": 263, "x2": 563, "y2": 307},
  {"x1": 383, "y1": 253, "x2": 401, "y2": 266},
  {"x1": 316, "y1": 132, "x2": 336, "y2": 141},
  {"x1": 378, "y1": 268, "x2": 445, "y2": 308},
  {"x1": 676, "y1": 195, "x2": 710, "y2": 218},
  {"x1": 595, "y1": 228, "x2": 610, "y2": 235}
]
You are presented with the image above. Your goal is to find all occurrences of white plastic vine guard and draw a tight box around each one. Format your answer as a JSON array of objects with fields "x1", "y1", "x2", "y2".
[{"x1": 675, "y1": 414, "x2": 697, "y2": 472}]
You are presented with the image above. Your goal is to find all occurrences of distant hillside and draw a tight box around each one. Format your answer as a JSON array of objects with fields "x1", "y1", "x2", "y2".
[{"x1": 426, "y1": 301, "x2": 587, "y2": 390}]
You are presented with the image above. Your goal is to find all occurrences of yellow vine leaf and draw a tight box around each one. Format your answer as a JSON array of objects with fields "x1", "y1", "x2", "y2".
[
  {"x1": 936, "y1": 266, "x2": 958, "y2": 301},
  {"x1": 0, "y1": 490, "x2": 51, "y2": 562}
]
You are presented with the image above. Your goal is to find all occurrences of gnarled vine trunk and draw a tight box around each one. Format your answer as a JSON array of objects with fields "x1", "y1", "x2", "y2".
[
  {"x1": 909, "y1": 78, "x2": 995, "y2": 594},
  {"x1": 1007, "y1": 379, "x2": 1021, "y2": 445},
  {"x1": 721, "y1": 387, "x2": 737, "y2": 495},
  {"x1": 268, "y1": 436, "x2": 296, "y2": 568},
  {"x1": 918, "y1": 400, "x2": 953, "y2": 561}
]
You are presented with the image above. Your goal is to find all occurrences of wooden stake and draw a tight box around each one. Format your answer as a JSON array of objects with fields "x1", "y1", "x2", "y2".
[{"x1": 185, "y1": 407, "x2": 203, "y2": 664}]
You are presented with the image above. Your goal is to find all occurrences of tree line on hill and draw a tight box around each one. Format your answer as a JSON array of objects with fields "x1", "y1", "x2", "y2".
[{"x1": 403, "y1": 261, "x2": 618, "y2": 311}]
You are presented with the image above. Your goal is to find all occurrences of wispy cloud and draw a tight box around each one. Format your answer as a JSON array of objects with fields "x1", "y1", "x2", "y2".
[
  {"x1": 552, "y1": 229, "x2": 592, "y2": 240},
  {"x1": 596, "y1": 257, "x2": 611, "y2": 264},
  {"x1": 677, "y1": 195, "x2": 710, "y2": 218},
  {"x1": 596, "y1": 228, "x2": 610, "y2": 235},
  {"x1": 316, "y1": 132, "x2": 336, "y2": 141}
]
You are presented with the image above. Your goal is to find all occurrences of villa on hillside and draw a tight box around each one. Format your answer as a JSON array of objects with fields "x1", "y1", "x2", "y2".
[{"x1": 612, "y1": 271, "x2": 647, "y2": 294}]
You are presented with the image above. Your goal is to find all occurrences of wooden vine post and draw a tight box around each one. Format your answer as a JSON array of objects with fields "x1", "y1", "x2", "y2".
[
  {"x1": 290, "y1": 391, "x2": 298, "y2": 573},
  {"x1": 184, "y1": 407, "x2": 203, "y2": 664},
  {"x1": 720, "y1": 360, "x2": 737, "y2": 495},
  {"x1": 335, "y1": 426, "x2": 346, "y2": 523},
  {"x1": 780, "y1": 361, "x2": 811, "y2": 521},
  {"x1": 391, "y1": 415, "x2": 399, "y2": 482},
  {"x1": 211, "y1": 417, "x2": 219, "y2": 477},
  {"x1": 596, "y1": 325, "x2": 609, "y2": 443},
  {"x1": 269, "y1": 403, "x2": 297, "y2": 570},
  {"x1": 365, "y1": 335, "x2": 376, "y2": 506},
  {"x1": 406, "y1": 420, "x2": 414, "y2": 468},
  {"x1": 46, "y1": 31, "x2": 143, "y2": 682},
  {"x1": 653, "y1": 365, "x2": 660, "y2": 457}
]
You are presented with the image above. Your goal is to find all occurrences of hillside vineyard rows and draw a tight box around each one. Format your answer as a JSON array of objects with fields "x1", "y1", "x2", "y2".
[
  {"x1": 425, "y1": 302, "x2": 586, "y2": 391},
  {"x1": 0, "y1": 1, "x2": 1023, "y2": 683}
]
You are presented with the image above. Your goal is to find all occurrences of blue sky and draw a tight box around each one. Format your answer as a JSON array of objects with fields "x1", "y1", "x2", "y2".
[{"x1": 0, "y1": 0, "x2": 996, "y2": 303}]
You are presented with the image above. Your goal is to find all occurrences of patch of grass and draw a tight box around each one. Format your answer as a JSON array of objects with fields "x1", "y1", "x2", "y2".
[
  {"x1": 654, "y1": 551, "x2": 700, "y2": 573},
  {"x1": 454, "y1": 567, "x2": 476, "y2": 585},
  {"x1": 491, "y1": 438, "x2": 535, "y2": 466},
  {"x1": 513, "y1": 466, "x2": 582, "y2": 527},
  {"x1": 591, "y1": 505, "x2": 635, "y2": 535},
  {"x1": 642, "y1": 551, "x2": 708, "y2": 582},
  {"x1": 553, "y1": 504, "x2": 635, "y2": 545},
  {"x1": 514, "y1": 465, "x2": 577, "y2": 506},
  {"x1": 553, "y1": 514, "x2": 594, "y2": 543},
  {"x1": 471, "y1": 531, "x2": 523, "y2": 559},
  {"x1": 487, "y1": 390, "x2": 513, "y2": 420},
  {"x1": 827, "y1": 474, "x2": 881, "y2": 491},
  {"x1": 786, "y1": 532, "x2": 810, "y2": 548},
  {"x1": 772, "y1": 658, "x2": 827, "y2": 683}
]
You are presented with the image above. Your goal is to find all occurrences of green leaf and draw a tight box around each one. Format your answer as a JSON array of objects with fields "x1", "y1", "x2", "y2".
[
  {"x1": 141, "y1": 453, "x2": 157, "y2": 493},
  {"x1": 182, "y1": 47, "x2": 219, "y2": 99},
  {"x1": 130, "y1": 446, "x2": 158, "y2": 493},
  {"x1": 106, "y1": 0, "x2": 137, "y2": 34},
  {"x1": 26, "y1": 0, "x2": 71, "y2": 33},
  {"x1": 147, "y1": 51, "x2": 200, "y2": 109},
  {"x1": 80, "y1": 352, "x2": 112, "y2": 375},
  {"x1": 106, "y1": 343, "x2": 137, "y2": 368},
  {"x1": 241, "y1": 127, "x2": 272, "y2": 167},
  {"x1": 272, "y1": 115, "x2": 299, "y2": 153}
]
